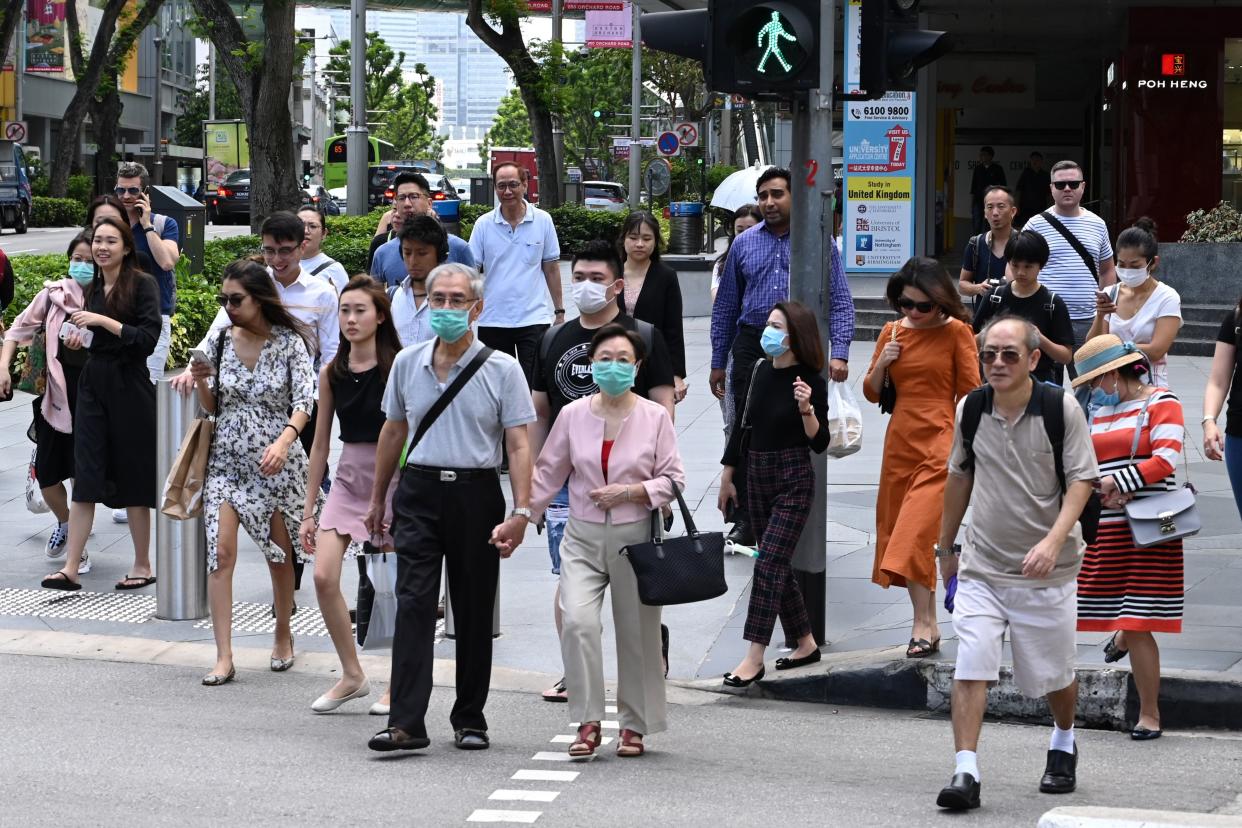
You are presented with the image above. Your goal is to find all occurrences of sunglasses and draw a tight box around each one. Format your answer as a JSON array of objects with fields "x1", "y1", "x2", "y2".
[
  {"x1": 1052, "y1": 180, "x2": 1083, "y2": 191},
  {"x1": 216, "y1": 293, "x2": 247, "y2": 308},
  {"x1": 114, "y1": 186, "x2": 143, "y2": 197},
  {"x1": 897, "y1": 297, "x2": 935, "y2": 313},
  {"x1": 980, "y1": 349, "x2": 1024, "y2": 365}
]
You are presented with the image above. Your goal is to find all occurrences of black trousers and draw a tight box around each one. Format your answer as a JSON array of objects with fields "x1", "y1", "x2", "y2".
[
  {"x1": 727, "y1": 325, "x2": 765, "y2": 524},
  {"x1": 479, "y1": 324, "x2": 549, "y2": 387},
  {"x1": 389, "y1": 468, "x2": 504, "y2": 737}
]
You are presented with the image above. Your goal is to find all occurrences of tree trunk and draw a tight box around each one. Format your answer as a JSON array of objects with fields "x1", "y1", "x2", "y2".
[
  {"x1": 0, "y1": 1, "x2": 22, "y2": 79},
  {"x1": 88, "y1": 89, "x2": 124, "y2": 197}
]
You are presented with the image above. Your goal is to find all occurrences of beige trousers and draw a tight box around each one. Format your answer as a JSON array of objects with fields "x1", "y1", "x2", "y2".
[{"x1": 558, "y1": 515, "x2": 667, "y2": 736}]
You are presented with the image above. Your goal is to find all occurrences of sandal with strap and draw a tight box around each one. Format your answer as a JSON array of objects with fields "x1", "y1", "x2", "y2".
[
  {"x1": 1103, "y1": 631, "x2": 1129, "y2": 664},
  {"x1": 616, "y1": 728, "x2": 644, "y2": 758},
  {"x1": 568, "y1": 722, "x2": 601, "y2": 758},
  {"x1": 906, "y1": 637, "x2": 940, "y2": 658}
]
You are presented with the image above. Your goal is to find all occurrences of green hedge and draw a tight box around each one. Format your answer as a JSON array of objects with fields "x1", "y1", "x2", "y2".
[
  {"x1": 203, "y1": 234, "x2": 260, "y2": 279},
  {"x1": 31, "y1": 197, "x2": 85, "y2": 228}
]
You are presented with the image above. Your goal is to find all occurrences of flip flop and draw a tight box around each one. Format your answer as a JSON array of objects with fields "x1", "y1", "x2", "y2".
[
  {"x1": 41, "y1": 572, "x2": 81, "y2": 591},
  {"x1": 115, "y1": 575, "x2": 156, "y2": 591}
]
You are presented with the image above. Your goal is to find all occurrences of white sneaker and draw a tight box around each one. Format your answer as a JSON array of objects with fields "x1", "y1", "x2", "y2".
[
  {"x1": 45, "y1": 522, "x2": 69, "y2": 558},
  {"x1": 77, "y1": 552, "x2": 92, "y2": 575},
  {"x1": 112, "y1": 509, "x2": 128, "y2": 524}
]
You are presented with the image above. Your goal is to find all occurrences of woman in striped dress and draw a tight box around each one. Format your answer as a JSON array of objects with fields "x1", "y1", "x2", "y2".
[{"x1": 1071, "y1": 334, "x2": 1184, "y2": 740}]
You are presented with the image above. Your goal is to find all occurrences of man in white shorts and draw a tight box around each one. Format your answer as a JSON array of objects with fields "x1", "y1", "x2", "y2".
[{"x1": 934, "y1": 317, "x2": 1099, "y2": 811}]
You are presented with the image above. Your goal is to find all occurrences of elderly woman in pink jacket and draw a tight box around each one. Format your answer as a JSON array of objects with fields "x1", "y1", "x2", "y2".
[
  {"x1": 1, "y1": 233, "x2": 93, "y2": 560},
  {"x1": 522, "y1": 322, "x2": 685, "y2": 760}
]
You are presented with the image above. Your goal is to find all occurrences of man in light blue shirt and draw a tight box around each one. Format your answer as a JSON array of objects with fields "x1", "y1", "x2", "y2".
[
  {"x1": 467, "y1": 162, "x2": 563, "y2": 384},
  {"x1": 370, "y1": 172, "x2": 473, "y2": 286}
]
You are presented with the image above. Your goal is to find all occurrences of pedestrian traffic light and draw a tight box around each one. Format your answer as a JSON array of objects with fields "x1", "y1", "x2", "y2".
[{"x1": 853, "y1": 0, "x2": 952, "y2": 100}]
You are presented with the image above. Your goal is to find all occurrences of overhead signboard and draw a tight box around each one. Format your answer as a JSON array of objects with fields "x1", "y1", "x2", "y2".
[{"x1": 586, "y1": 4, "x2": 632, "y2": 47}]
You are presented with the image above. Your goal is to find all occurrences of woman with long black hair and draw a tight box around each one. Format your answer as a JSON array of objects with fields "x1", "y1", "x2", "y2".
[
  {"x1": 40, "y1": 217, "x2": 162, "y2": 591},
  {"x1": 300, "y1": 275, "x2": 404, "y2": 712},
  {"x1": 190, "y1": 259, "x2": 316, "y2": 686},
  {"x1": 618, "y1": 211, "x2": 687, "y2": 401}
]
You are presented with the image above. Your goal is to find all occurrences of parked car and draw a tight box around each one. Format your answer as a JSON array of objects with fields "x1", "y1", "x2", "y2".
[
  {"x1": 210, "y1": 168, "x2": 251, "y2": 224},
  {"x1": 0, "y1": 140, "x2": 33, "y2": 234},
  {"x1": 583, "y1": 180, "x2": 628, "y2": 213},
  {"x1": 328, "y1": 186, "x2": 348, "y2": 214},
  {"x1": 368, "y1": 164, "x2": 425, "y2": 208},
  {"x1": 304, "y1": 184, "x2": 340, "y2": 216}
]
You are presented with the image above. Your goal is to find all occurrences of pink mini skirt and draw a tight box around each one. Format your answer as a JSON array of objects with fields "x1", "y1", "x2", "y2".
[{"x1": 319, "y1": 441, "x2": 399, "y2": 550}]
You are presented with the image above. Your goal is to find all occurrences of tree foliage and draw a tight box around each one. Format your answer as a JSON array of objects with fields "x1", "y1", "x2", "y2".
[
  {"x1": 325, "y1": 32, "x2": 406, "y2": 122},
  {"x1": 174, "y1": 61, "x2": 243, "y2": 147},
  {"x1": 479, "y1": 88, "x2": 532, "y2": 164},
  {"x1": 0, "y1": 0, "x2": 21, "y2": 76}
]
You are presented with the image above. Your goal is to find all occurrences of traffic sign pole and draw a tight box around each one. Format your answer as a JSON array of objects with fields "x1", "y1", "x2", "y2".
[{"x1": 628, "y1": 1, "x2": 641, "y2": 208}]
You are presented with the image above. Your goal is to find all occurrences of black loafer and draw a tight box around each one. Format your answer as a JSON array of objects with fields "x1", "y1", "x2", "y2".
[
  {"x1": 1131, "y1": 726, "x2": 1163, "y2": 741},
  {"x1": 722, "y1": 665, "x2": 765, "y2": 688},
  {"x1": 368, "y1": 727, "x2": 430, "y2": 752},
  {"x1": 775, "y1": 650, "x2": 822, "y2": 671},
  {"x1": 726, "y1": 521, "x2": 755, "y2": 546},
  {"x1": 1038, "y1": 746, "x2": 1078, "y2": 794},
  {"x1": 454, "y1": 729, "x2": 490, "y2": 750},
  {"x1": 936, "y1": 772, "x2": 981, "y2": 810}
]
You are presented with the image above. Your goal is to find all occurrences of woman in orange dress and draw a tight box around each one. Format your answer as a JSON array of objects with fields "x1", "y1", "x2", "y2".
[{"x1": 864, "y1": 257, "x2": 981, "y2": 657}]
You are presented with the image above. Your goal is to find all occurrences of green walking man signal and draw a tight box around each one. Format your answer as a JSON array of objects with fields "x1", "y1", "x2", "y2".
[{"x1": 756, "y1": 10, "x2": 796, "y2": 74}]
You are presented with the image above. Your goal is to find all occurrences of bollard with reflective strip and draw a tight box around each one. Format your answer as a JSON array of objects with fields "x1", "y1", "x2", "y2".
[{"x1": 155, "y1": 379, "x2": 208, "y2": 620}]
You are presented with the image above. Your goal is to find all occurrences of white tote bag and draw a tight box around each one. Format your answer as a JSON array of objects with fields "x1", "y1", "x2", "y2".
[
  {"x1": 826, "y1": 381, "x2": 863, "y2": 458},
  {"x1": 361, "y1": 552, "x2": 398, "y2": 652}
]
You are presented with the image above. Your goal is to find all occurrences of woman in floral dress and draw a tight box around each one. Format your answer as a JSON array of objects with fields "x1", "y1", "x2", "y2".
[{"x1": 190, "y1": 259, "x2": 316, "y2": 686}]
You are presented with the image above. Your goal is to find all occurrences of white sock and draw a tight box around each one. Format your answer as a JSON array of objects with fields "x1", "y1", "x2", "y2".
[
  {"x1": 954, "y1": 750, "x2": 979, "y2": 781},
  {"x1": 1049, "y1": 724, "x2": 1075, "y2": 753}
]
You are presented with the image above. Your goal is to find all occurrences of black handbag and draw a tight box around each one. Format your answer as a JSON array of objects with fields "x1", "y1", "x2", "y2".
[{"x1": 622, "y1": 476, "x2": 727, "y2": 606}]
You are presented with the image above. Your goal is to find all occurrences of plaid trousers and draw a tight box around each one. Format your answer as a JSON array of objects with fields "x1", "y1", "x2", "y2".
[{"x1": 743, "y1": 447, "x2": 815, "y2": 645}]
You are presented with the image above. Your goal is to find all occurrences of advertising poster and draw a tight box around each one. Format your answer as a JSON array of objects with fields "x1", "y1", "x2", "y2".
[
  {"x1": 203, "y1": 121, "x2": 249, "y2": 194},
  {"x1": 842, "y1": 0, "x2": 917, "y2": 272},
  {"x1": 25, "y1": 0, "x2": 67, "y2": 74}
]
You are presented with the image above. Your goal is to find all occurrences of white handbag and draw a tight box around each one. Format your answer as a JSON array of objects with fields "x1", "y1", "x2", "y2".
[{"x1": 1119, "y1": 395, "x2": 1199, "y2": 547}]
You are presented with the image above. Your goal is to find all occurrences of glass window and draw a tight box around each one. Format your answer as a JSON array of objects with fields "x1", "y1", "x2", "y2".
[{"x1": 1223, "y1": 40, "x2": 1242, "y2": 210}]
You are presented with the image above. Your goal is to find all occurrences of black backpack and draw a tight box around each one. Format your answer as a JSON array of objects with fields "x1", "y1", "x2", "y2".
[{"x1": 958, "y1": 382, "x2": 1101, "y2": 544}]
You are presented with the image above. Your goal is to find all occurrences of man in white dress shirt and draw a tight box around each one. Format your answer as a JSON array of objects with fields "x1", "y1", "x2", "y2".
[{"x1": 388, "y1": 215, "x2": 449, "y2": 347}]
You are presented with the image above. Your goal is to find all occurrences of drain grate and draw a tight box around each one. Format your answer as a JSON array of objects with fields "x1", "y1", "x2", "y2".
[{"x1": 0, "y1": 587, "x2": 157, "y2": 624}]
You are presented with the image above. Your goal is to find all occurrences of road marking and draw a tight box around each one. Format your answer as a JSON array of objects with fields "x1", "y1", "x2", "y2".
[
  {"x1": 1, "y1": 247, "x2": 37, "y2": 254},
  {"x1": 530, "y1": 751, "x2": 595, "y2": 763},
  {"x1": 550, "y1": 734, "x2": 613, "y2": 745},
  {"x1": 605, "y1": 705, "x2": 617, "y2": 713},
  {"x1": 489, "y1": 791, "x2": 559, "y2": 803},
  {"x1": 466, "y1": 809, "x2": 541, "y2": 824},
  {"x1": 511, "y1": 769, "x2": 579, "y2": 782}
]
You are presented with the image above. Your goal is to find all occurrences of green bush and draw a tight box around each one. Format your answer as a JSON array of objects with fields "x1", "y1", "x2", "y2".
[
  {"x1": 321, "y1": 234, "x2": 371, "y2": 277},
  {"x1": 545, "y1": 205, "x2": 627, "y2": 253},
  {"x1": 67, "y1": 175, "x2": 95, "y2": 206},
  {"x1": 1181, "y1": 201, "x2": 1242, "y2": 243},
  {"x1": 325, "y1": 211, "x2": 383, "y2": 239},
  {"x1": 459, "y1": 203, "x2": 491, "y2": 240},
  {"x1": 31, "y1": 197, "x2": 85, "y2": 228},
  {"x1": 203, "y1": 234, "x2": 260, "y2": 279},
  {"x1": 169, "y1": 259, "x2": 221, "y2": 369}
]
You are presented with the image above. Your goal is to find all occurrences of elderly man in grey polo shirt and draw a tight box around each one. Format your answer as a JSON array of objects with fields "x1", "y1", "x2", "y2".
[
  {"x1": 364, "y1": 263, "x2": 536, "y2": 754},
  {"x1": 934, "y1": 317, "x2": 1099, "y2": 811}
]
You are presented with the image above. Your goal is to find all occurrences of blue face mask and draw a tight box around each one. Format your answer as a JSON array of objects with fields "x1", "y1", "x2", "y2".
[
  {"x1": 68, "y1": 261, "x2": 94, "y2": 286},
  {"x1": 429, "y1": 308, "x2": 471, "y2": 343},
  {"x1": 1089, "y1": 384, "x2": 1121, "y2": 408},
  {"x1": 591, "y1": 359, "x2": 636, "y2": 396},
  {"x1": 760, "y1": 325, "x2": 789, "y2": 358}
]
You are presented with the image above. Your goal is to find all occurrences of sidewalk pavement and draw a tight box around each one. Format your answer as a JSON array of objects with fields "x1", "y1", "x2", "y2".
[{"x1": 1, "y1": 316, "x2": 1239, "y2": 729}]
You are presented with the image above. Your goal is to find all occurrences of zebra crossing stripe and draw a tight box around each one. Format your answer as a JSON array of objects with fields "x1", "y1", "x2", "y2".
[
  {"x1": 488, "y1": 790, "x2": 559, "y2": 803},
  {"x1": 511, "y1": 769, "x2": 579, "y2": 782},
  {"x1": 466, "y1": 809, "x2": 541, "y2": 823}
]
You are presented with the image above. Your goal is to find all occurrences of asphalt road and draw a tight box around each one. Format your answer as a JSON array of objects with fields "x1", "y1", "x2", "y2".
[
  {"x1": 0, "y1": 224, "x2": 253, "y2": 256},
  {"x1": 2, "y1": 649, "x2": 1240, "y2": 827}
]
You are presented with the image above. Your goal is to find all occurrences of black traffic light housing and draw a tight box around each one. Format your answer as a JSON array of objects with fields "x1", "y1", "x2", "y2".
[{"x1": 853, "y1": 0, "x2": 952, "y2": 100}]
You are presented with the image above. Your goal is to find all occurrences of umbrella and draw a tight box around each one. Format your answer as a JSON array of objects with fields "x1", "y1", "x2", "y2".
[{"x1": 710, "y1": 164, "x2": 773, "y2": 212}]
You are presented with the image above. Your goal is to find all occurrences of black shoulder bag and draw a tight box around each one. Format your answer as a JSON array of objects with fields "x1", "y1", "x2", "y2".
[{"x1": 621, "y1": 475, "x2": 727, "y2": 606}]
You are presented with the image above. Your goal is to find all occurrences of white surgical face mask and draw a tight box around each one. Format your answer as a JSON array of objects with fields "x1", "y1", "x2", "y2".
[
  {"x1": 572, "y1": 279, "x2": 612, "y2": 314},
  {"x1": 1116, "y1": 266, "x2": 1150, "y2": 288}
]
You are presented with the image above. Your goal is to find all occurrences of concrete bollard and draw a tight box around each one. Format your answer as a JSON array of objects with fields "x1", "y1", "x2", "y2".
[{"x1": 154, "y1": 379, "x2": 208, "y2": 621}]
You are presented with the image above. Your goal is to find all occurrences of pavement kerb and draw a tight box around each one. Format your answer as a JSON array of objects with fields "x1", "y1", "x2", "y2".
[
  {"x1": 681, "y1": 648, "x2": 1242, "y2": 732},
  {"x1": 1039, "y1": 806, "x2": 1242, "y2": 827}
]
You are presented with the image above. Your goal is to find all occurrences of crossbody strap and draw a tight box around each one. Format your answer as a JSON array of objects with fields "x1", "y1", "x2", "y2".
[
  {"x1": 1124, "y1": 392, "x2": 1193, "y2": 488},
  {"x1": 309, "y1": 258, "x2": 337, "y2": 277},
  {"x1": 408, "y1": 346, "x2": 495, "y2": 455},
  {"x1": 1040, "y1": 211, "x2": 1099, "y2": 282},
  {"x1": 739, "y1": 358, "x2": 765, "y2": 430},
  {"x1": 211, "y1": 326, "x2": 229, "y2": 420}
]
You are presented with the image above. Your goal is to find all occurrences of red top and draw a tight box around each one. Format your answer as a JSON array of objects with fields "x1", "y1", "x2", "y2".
[{"x1": 601, "y1": 439, "x2": 615, "y2": 482}]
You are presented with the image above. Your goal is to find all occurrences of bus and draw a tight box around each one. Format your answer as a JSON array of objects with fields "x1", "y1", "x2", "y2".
[{"x1": 323, "y1": 135, "x2": 396, "y2": 190}]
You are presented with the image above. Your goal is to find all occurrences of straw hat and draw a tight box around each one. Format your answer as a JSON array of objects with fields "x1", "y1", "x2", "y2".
[{"x1": 1070, "y1": 334, "x2": 1145, "y2": 387}]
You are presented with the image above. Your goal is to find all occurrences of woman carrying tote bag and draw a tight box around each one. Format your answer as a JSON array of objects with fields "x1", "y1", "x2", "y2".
[{"x1": 513, "y1": 323, "x2": 685, "y2": 760}]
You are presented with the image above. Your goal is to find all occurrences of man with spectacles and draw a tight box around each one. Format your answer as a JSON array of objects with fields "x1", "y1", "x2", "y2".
[
  {"x1": 369, "y1": 171, "x2": 474, "y2": 285},
  {"x1": 365, "y1": 263, "x2": 536, "y2": 754},
  {"x1": 467, "y1": 162, "x2": 564, "y2": 388},
  {"x1": 1022, "y1": 160, "x2": 1116, "y2": 377},
  {"x1": 116, "y1": 161, "x2": 180, "y2": 383},
  {"x1": 935, "y1": 316, "x2": 1098, "y2": 811}
]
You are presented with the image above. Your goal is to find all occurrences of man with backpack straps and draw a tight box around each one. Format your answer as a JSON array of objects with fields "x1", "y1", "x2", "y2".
[
  {"x1": 935, "y1": 317, "x2": 1099, "y2": 811},
  {"x1": 958, "y1": 185, "x2": 1017, "y2": 319}
]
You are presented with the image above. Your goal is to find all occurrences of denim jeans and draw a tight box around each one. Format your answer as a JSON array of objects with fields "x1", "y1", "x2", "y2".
[
  {"x1": 546, "y1": 482, "x2": 570, "y2": 574},
  {"x1": 1224, "y1": 435, "x2": 1242, "y2": 522}
]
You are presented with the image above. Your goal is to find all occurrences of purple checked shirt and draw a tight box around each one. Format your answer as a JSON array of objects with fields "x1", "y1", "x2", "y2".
[{"x1": 710, "y1": 221, "x2": 855, "y2": 369}]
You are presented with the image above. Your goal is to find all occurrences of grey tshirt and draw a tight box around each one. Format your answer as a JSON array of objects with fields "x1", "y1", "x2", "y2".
[
  {"x1": 382, "y1": 336, "x2": 536, "y2": 469},
  {"x1": 947, "y1": 388, "x2": 1099, "y2": 589}
]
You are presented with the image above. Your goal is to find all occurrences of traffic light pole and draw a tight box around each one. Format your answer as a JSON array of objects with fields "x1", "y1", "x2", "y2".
[
  {"x1": 346, "y1": 0, "x2": 369, "y2": 217},
  {"x1": 785, "y1": 0, "x2": 835, "y2": 648},
  {"x1": 627, "y1": 2, "x2": 641, "y2": 208}
]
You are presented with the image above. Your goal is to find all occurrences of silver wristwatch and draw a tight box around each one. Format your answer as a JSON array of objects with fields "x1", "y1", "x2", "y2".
[
  {"x1": 510, "y1": 507, "x2": 532, "y2": 520},
  {"x1": 934, "y1": 544, "x2": 956, "y2": 559}
]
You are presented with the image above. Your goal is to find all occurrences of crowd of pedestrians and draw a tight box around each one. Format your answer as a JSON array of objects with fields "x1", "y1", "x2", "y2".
[{"x1": 5, "y1": 156, "x2": 1231, "y2": 809}]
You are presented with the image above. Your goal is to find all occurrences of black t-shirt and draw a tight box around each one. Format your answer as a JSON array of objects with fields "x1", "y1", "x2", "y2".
[
  {"x1": 971, "y1": 283, "x2": 1074, "y2": 384},
  {"x1": 532, "y1": 312, "x2": 675, "y2": 425},
  {"x1": 1215, "y1": 312, "x2": 1242, "y2": 437},
  {"x1": 721, "y1": 361, "x2": 830, "y2": 466},
  {"x1": 962, "y1": 233, "x2": 1009, "y2": 315},
  {"x1": 330, "y1": 365, "x2": 387, "y2": 443}
]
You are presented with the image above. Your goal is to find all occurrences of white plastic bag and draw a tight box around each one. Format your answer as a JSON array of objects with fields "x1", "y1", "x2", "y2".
[
  {"x1": 826, "y1": 381, "x2": 863, "y2": 458},
  {"x1": 25, "y1": 447, "x2": 49, "y2": 514},
  {"x1": 362, "y1": 551, "x2": 398, "y2": 652}
]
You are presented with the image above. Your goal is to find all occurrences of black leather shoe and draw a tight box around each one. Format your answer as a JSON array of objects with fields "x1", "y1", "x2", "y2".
[
  {"x1": 454, "y1": 729, "x2": 490, "y2": 750},
  {"x1": 722, "y1": 665, "x2": 765, "y2": 688},
  {"x1": 775, "y1": 649, "x2": 822, "y2": 671},
  {"x1": 1131, "y1": 726, "x2": 1162, "y2": 741},
  {"x1": 368, "y1": 727, "x2": 430, "y2": 752},
  {"x1": 1039, "y1": 746, "x2": 1078, "y2": 793},
  {"x1": 936, "y1": 773, "x2": 981, "y2": 810},
  {"x1": 727, "y1": 521, "x2": 755, "y2": 546}
]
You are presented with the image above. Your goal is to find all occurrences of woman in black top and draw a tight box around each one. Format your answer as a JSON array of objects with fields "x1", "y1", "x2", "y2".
[
  {"x1": 617, "y1": 212, "x2": 687, "y2": 401},
  {"x1": 718, "y1": 301, "x2": 830, "y2": 687},
  {"x1": 300, "y1": 275, "x2": 404, "y2": 713},
  {"x1": 41, "y1": 217, "x2": 162, "y2": 591},
  {"x1": 1202, "y1": 301, "x2": 1242, "y2": 520}
]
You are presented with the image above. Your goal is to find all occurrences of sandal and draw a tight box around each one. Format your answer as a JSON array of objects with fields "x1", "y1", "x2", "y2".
[
  {"x1": 41, "y1": 571, "x2": 81, "y2": 591},
  {"x1": 906, "y1": 637, "x2": 940, "y2": 658},
  {"x1": 616, "y1": 728, "x2": 644, "y2": 758},
  {"x1": 1103, "y1": 631, "x2": 1129, "y2": 664},
  {"x1": 568, "y1": 722, "x2": 601, "y2": 758},
  {"x1": 541, "y1": 677, "x2": 568, "y2": 703},
  {"x1": 115, "y1": 574, "x2": 156, "y2": 591}
]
